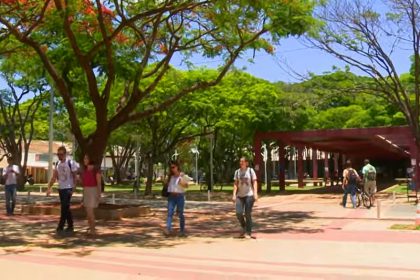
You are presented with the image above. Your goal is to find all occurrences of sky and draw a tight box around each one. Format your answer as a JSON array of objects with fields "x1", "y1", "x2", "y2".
[{"x1": 170, "y1": 36, "x2": 413, "y2": 84}]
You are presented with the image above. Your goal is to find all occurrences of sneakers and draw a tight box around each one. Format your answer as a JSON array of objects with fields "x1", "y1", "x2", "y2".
[
  {"x1": 65, "y1": 227, "x2": 74, "y2": 233},
  {"x1": 178, "y1": 232, "x2": 187, "y2": 238},
  {"x1": 245, "y1": 233, "x2": 256, "y2": 239},
  {"x1": 163, "y1": 229, "x2": 172, "y2": 237}
]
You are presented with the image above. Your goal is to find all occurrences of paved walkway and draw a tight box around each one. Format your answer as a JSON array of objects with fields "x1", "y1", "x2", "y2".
[{"x1": 1, "y1": 192, "x2": 420, "y2": 279}]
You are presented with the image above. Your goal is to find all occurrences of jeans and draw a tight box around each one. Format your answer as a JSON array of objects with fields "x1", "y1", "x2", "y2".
[
  {"x1": 58, "y1": 188, "x2": 74, "y2": 229},
  {"x1": 342, "y1": 184, "x2": 357, "y2": 208},
  {"x1": 5, "y1": 184, "x2": 17, "y2": 215},
  {"x1": 166, "y1": 194, "x2": 185, "y2": 233},
  {"x1": 236, "y1": 196, "x2": 255, "y2": 234}
]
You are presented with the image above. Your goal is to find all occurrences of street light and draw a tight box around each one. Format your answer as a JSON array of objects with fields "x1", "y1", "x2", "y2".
[
  {"x1": 261, "y1": 144, "x2": 268, "y2": 188},
  {"x1": 172, "y1": 149, "x2": 179, "y2": 160},
  {"x1": 190, "y1": 147, "x2": 199, "y2": 185},
  {"x1": 48, "y1": 89, "x2": 54, "y2": 183}
]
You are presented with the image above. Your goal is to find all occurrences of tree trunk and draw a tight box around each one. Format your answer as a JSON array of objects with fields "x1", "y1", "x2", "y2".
[{"x1": 144, "y1": 156, "x2": 154, "y2": 196}]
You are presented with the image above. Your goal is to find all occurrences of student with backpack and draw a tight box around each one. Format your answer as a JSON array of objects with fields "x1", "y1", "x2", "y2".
[
  {"x1": 362, "y1": 159, "x2": 377, "y2": 206},
  {"x1": 47, "y1": 146, "x2": 79, "y2": 234},
  {"x1": 233, "y1": 156, "x2": 258, "y2": 239},
  {"x1": 342, "y1": 160, "x2": 360, "y2": 208}
]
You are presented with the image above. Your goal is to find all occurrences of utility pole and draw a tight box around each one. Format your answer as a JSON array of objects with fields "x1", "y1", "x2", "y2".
[{"x1": 48, "y1": 89, "x2": 54, "y2": 181}]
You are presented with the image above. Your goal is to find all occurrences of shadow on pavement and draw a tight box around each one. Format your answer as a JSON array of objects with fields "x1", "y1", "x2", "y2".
[{"x1": 0, "y1": 207, "x2": 323, "y2": 251}]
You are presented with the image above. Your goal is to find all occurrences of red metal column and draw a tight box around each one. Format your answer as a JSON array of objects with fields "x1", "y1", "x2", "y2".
[
  {"x1": 253, "y1": 135, "x2": 262, "y2": 193},
  {"x1": 324, "y1": 152, "x2": 330, "y2": 186},
  {"x1": 278, "y1": 141, "x2": 286, "y2": 191},
  {"x1": 333, "y1": 153, "x2": 339, "y2": 186},
  {"x1": 297, "y1": 146, "x2": 304, "y2": 188},
  {"x1": 312, "y1": 148, "x2": 318, "y2": 179}
]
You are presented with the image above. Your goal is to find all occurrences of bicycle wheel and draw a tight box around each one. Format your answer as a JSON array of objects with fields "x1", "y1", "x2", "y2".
[{"x1": 362, "y1": 193, "x2": 372, "y2": 209}]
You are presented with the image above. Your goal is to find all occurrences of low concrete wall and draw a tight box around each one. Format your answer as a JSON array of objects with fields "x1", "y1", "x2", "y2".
[{"x1": 21, "y1": 203, "x2": 150, "y2": 220}]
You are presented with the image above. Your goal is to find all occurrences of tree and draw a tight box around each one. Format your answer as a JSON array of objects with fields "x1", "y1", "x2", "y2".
[
  {"x1": 0, "y1": 75, "x2": 46, "y2": 189},
  {"x1": 0, "y1": 0, "x2": 316, "y2": 164},
  {"x1": 308, "y1": 0, "x2": 420, "y2": 183}
]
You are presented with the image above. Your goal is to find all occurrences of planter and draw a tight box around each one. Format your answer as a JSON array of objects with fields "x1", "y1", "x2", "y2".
[{"x1": 21, "y1": 202, "x2": 150, "y2": 220}]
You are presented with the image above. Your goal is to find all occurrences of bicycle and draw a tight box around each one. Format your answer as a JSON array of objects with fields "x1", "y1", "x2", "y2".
[{"x1": 356, "y1": 184, "x2": 372, "y2": 209}]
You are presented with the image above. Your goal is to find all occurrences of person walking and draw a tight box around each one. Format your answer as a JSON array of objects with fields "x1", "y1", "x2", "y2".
[
  {"x1": 163, "y1": 160, "x2": 189, "y2": 237},
  {"x1": 47, "y1": 146, "x2": 78, "y2": 234},
  {"x1": 342, "y1": 160, "x2": 360, "y2": 208},
  {"x1": 233, "y1": 157, "x2": 258, "y2": 239},
  {"x1": 2, "y1": 157, "x2": 20, "y2": 216},
  {"x1": 80, "y1": 154, "x2": 102, "y2": 236},
  {"x1": 362, "y1": 159, "x2": 377, "y2": 206}
]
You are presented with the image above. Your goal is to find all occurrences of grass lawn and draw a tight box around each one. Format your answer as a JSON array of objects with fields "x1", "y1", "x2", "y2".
[
  {"x1": 20, "y1": 182, "x2": 335, "y2": 198},
  {"x1": 390, "y1": 224, "x2": 420, "y2": 230},
  {"x1": 383, "y1": 184, "x2": 409, "y2": 195}
]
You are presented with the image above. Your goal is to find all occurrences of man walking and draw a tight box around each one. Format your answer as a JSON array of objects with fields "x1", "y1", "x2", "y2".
[
  {"x1": 47, "y1": 146, "x2": 78, "y2": 234},
  {"x1": 233, "y1": 157, "x2": 258, "y2": 239},
  {"x1": 2, "y1": 157, "x2": 20, "y2": 216},
  {"x1": 362, "y1": 159, "x2": 377, "y2": 206}
]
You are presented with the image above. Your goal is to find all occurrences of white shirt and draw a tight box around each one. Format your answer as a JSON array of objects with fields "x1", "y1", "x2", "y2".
[
  {"x1": 2, "y1": 164, "x2": 20, "y2": 185},
  {"x1": 55, "y1": 160, "x2": 78, "y2": 189},
  {"x1": 167, "y1": 174, "x2": 189, "y2": 193},
  {"x1": 234, "y1": 167, "x2": 257, "y2": 197}
]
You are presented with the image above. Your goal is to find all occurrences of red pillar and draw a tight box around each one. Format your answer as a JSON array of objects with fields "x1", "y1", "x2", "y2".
[
  {"x1": 297, "y1": 146, "x2": 304, "y2": 188},
  {"x1": 278, "y1": 141, "x2": 286, "y2": 191},
  {"x1": 253, "y1": 135, "x2": 262, "y2": 193},
  {"x1": 312, "y1": 148, "x2": 318, "y2": 179},
  {"x1": 333, "y1": 153, "x2": 339, "y2": 186},
  {"x1": 324, "y1": 152, "x2": 330, "y2": 186}
]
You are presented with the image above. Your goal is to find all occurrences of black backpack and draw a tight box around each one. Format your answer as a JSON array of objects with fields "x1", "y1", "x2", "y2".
[{"x1": 347, "y1": 169, "x2": 358, "y2": 185}]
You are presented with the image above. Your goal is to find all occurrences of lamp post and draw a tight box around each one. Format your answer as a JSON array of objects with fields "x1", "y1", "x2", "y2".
[
  {"x1": 209, "y1": 133, "x2": 214, "y2": 192},
  {"x1": 172, "y1": 149, "x2": 179, "y2": 160},
  {"x1": 261, "y1": 144, "x2": 268, "y2": 188},
  {"x1": 191, "y1": 147, "x2": 199, "y2": 185},
  {"x1": 47, "y1": 89, "x2": 54, "y2": 183}
]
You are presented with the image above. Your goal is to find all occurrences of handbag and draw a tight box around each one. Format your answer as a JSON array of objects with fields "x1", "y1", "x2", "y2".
[{"x1": 161, "y1": 182, "x2": 169, "y2": 197}]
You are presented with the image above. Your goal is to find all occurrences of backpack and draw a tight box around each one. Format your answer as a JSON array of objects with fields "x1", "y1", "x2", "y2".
[
  {"x1": 366, "y1": 167, "x2": 376, "y2": 181},
  {"x1": 55, "y1": 159, "x2": 73, "y2": 170},
  {"x1": 347, "y1": 169, "x2": 358, "y2": 185}
]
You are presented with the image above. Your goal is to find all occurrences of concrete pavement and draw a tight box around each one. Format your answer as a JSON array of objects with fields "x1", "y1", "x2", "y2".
[{"x1": 0, "y1": 191, "x2": 420, "y2": 279}]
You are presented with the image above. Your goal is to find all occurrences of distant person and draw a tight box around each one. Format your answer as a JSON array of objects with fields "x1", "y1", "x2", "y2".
[
  {"x1": 362, "y1": 159, "x2": 377, "y2": 206},
  {"x1": 342, "y1": 160, "x2": 360, "y2": 208},
  {"x1": 80, "y1": 154, "x2": 102, "y2": 236},
  {"x1": 47, "y1": 146, "x2": 78, "y2": 234},
  {"x1": 2, "y1": 157, "x2": 20, "y2": 216},
  {"x1": 163, "y1": 160, "x2": 189, "y2": 237},
  {"x1": 233, "y1": 157, "x2": 258, "y2": 239}
]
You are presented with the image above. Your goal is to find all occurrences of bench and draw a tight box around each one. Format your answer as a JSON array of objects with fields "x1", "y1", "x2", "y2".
[
  {"x1": 200, "y1": 182, "x2": 224, "y2": 191},
  {"x1": 284, "y1": 179, "x2": 324, "y2": 187},
  {"x1": 303, "y1": 179, "x2": 324, "y2": 187}
]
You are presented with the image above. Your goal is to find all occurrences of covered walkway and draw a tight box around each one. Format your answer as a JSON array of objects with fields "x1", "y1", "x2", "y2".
[{"x1": 253, "y1": 126, "x2": 415, "y2": 189}]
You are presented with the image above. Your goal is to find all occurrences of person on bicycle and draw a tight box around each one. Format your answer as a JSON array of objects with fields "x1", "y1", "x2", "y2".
[
  {"x1": 362, "y1": 159, "x2": 377, "y2": 206},
  {"x1": 342, "y1": 160, "x2": 360, "y2": 208}
]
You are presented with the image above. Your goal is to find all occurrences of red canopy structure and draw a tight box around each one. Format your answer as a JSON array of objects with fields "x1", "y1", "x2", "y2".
[{"x1": 253, "y1": 126, "x2": 415, "y2": 189}]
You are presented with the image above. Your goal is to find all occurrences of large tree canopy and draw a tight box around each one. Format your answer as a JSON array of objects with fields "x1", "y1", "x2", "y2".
[{"x1": 0, "y1": 0, "x2": 316, "y2": 162}]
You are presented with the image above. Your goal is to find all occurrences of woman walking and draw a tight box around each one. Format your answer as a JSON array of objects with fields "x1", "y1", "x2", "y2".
[
  {"x1": 164, "y1": 160, "x2": 189, "y2": 237},
  {"x1": 80, "y1": 154, "x2": 102, "y2": 236}
]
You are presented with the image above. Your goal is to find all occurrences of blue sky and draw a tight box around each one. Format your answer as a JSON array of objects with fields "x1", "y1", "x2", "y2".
[{"x1": 171, "y1": 36, "x2": 413, "y2": 83}]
